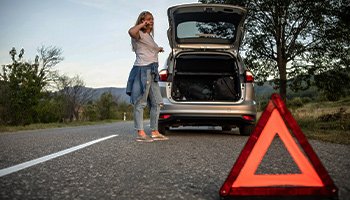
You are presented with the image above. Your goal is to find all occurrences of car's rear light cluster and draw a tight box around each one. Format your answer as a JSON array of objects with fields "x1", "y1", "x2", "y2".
[
  {"x1": 245, "y1": 71, "x2": 254, "y2": 83},
  {"x1": 159, "y1": 114, "x2": 171, "y2": 119},
  {"x1": 242, "y1": 115, "x2": 255, "y2": 121},
  {"x1": 159, "y1": 69, "x2": 168, "y2": 82}
]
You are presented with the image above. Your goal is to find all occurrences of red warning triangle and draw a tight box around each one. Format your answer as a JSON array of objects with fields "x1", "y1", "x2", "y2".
[{"x1": 220, "y1": 93, "x2": 338, "y2": 198}]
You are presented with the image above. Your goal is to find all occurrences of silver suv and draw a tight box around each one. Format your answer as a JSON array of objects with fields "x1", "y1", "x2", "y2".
[{"x1": 158, "y1": 3, "x2": 256, "y2": 135}]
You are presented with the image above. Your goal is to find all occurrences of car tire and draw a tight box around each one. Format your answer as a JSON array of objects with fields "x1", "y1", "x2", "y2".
[
  {"x1": 158, "y1": 125, "x2": 170, "y2": 135},
  {"x1": 239, "y1": 124, "x2": 255, "y2": 136}
]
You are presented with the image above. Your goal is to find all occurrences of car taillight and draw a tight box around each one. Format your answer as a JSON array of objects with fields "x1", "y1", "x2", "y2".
[
  {"x1": 159, "y1": 69, "x2": 168, "y2": 82},
  {"x1": 243, "y1": 115, "x2": 255, "y2": 121},
  {"x1": 159, "y1": 114, "x2": 171, "y2": 119},
  {"x1": 245, "y1": 71, "x2": 254, "y2": 83}
]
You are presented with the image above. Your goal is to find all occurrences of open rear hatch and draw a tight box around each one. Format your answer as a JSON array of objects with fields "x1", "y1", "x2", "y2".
[
  {"x1": 167, "y1": 4, "x2": 247, "y2": 50},
  {"x1": 171, "y1": 53, "x2": 241, "y2": 102}
]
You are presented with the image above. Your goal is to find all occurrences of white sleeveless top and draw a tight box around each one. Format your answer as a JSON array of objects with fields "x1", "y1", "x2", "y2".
[{"x1": 132, "y1": 31, "x2": 159, "y2": 66}]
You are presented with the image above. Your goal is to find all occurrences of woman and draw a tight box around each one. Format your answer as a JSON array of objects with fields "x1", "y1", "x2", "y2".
[{"x1": 126, "y1": 11, "x2": 168, "y2": 142}]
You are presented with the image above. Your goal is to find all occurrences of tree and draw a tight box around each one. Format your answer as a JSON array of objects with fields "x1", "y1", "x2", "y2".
[
  {"x1": 82, "y1": 103, "x2": 99, "y2": 121},
  {"x1": 36, "y1": 45, "x2": 64, "y2": 89},
  {"x1": 311, "y1": 1, "x2": 350, "y2": 100},
  {"x1": 0, "y1": 46, "x2": 63, "y2": 125},
  {"x1": 199, "y1": 0, "x2": 350, "y2": 100},
  {"x1": 55, "y1": 75, "x2": 94, "y2": 122},
  {"x1": 314, "y1": 68, "x2": 350, "y2": 101},
  {"x1": 96, "y1": 92, "x2": 116, "y2": 120},
  {"x1": 35, "y1": 91, "x2": 65, "y2": 123}
]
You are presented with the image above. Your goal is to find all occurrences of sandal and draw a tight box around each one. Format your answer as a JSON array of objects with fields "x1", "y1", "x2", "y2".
[
  {"x1": 136, "y1": 135, "x2": 154, "y2": 142},
  {"x1": 151, "y1": 133, "x2": 169, "y2": 141}
]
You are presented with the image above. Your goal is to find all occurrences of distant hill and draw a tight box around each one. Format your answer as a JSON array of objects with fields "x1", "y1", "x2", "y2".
[
  {"x1": 254, "y1": 81, "x2": 318, "y2": 99},
  {"x1": 91, "y1": 87, "x2": 129, "y2": 103},
  {"x1": 254, "y1": 83, "x2": 275, "y2": 96}
]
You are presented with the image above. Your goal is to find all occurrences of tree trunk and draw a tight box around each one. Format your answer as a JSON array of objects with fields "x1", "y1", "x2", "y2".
[
  {"x1": 276, "y1": 41, "x2": 287, "y2": 101},
  {"x1": 273, "y1": 3, "x2": 288, "y2": 101},
  {"x1": 279, "y1": 70, "x2": 287, "y2": 101},
  {"x1": 276, "y1": 51, "x2": 288, "y2": 101},
  {"x1": 277, "y1": 52, "x2": 287, "y2": 100}
]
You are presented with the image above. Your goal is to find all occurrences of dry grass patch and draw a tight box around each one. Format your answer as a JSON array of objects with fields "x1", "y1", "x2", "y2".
[{"x1": 292, "y1": 98, "x2": 350, "y2": 145}]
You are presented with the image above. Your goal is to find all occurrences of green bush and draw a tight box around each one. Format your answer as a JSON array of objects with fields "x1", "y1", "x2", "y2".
[
  {"x1": 36, "y1": 98, "x2": 63, "y2": 123},
  {"x1": 82, "y1": 104, "x2": 99, "y2": 121}
]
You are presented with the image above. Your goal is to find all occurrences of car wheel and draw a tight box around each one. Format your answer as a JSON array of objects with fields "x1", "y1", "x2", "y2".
[
  {"x1": 239, "y1": 124, "x2": 255, "y2": 136},
  {"x1": 158, "y1": 125, "x2": 170, "y2": 135}
]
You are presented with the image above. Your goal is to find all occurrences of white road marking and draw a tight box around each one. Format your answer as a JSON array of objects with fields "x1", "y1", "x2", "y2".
[{"x1": 0, "y1": 134, "x2": 118, "y2": 177}]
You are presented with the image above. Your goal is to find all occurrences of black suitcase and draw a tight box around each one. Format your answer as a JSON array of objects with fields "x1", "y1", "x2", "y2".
[{"x1": 214, "y1": 76, "x2": 238, "y2": 100}]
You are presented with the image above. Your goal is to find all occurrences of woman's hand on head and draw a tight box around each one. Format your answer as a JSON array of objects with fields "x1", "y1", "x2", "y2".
[
  {"x1": 141, "y1": 20, "x2": 150, "y2": 28},
  {"x1": 129, "y1": 20, "x2": 148, "y2": 39}
]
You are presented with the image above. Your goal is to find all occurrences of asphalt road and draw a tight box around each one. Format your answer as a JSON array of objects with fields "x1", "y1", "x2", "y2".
[{"x1": 0, "y1": 121, "x2": 349, "y2": 200}]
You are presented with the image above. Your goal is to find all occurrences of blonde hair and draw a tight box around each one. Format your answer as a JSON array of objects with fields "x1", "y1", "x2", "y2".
[
  {"x1": 131, "y1": 11, "x2": 154, "y2": 51},
  {"x1": 135, "y1": 11, "x2": 154, "y2": 36}
]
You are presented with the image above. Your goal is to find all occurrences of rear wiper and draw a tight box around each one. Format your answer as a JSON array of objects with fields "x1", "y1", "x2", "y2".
[{"x1": 195, "y1": 33, "x2": 216, "y2": 38}]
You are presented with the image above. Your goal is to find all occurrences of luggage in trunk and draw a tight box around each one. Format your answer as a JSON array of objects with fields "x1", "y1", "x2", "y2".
[{"x1": 171, "y1": 54, "x2": 241, "y2": 102}]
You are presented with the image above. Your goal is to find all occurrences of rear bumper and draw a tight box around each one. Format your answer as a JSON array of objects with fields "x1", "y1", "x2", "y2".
[
  {"x1": 159, "y1": 99, "x2": 256, "y2": 128},
  {"x1": 158, "y1": 114, "x2": 255, "y2": 128},
  {"x1": 159, "y1": 97, "x2": 256, "y2": 115}
]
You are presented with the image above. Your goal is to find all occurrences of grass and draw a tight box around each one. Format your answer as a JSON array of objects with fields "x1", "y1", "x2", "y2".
[
  {"x1": 292, "y1": 97, "x2": 350, "y2": 145},
  {"x1": 0, "y1": 119, "x2": 121, "y2": 134}
]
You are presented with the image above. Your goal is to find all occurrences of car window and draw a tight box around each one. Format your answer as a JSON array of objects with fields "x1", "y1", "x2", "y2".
[
  {"x1": 177, "y1": 21, "x2": 235, "y2": 40},
  {"x1": 176, "y1": 20, "x2": 237, "y2": 45}
]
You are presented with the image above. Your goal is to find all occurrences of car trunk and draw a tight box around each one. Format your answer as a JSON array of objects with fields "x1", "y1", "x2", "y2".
[{"x1": 171, "y1": 53, "x2": 241, "y2": 102}]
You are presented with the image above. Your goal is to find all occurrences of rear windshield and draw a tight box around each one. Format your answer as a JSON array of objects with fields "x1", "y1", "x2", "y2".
[
  {"x1": 177, "y1": 21, "x2": 235, "y2": 40},
  {"x1": 174, "y1": 12, "x2": 241, "y2": 44}
]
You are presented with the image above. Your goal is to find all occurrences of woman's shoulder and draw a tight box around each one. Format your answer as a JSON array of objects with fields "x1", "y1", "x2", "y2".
[{"x1": 139, "y1": 30, "x2": 146, "y2": 34}]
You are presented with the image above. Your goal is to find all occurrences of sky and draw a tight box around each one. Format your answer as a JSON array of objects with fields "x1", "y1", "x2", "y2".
[{"x1": 0, "y1": 0, "x2": 197, "y2": 88}]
